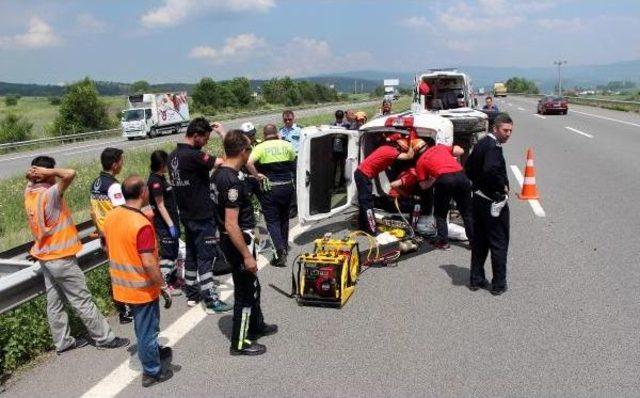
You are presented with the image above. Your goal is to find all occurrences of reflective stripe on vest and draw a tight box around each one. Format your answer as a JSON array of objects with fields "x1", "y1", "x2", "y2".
[
  {"x1": 32, "y1": 235, "x2": 81, "y2": 255},
  {"x1": 25, "y1": 186, "x2": 82, "y2": 260},
  {"x1": 104, "y1": 206, "x2": 160, "y2": 304}
]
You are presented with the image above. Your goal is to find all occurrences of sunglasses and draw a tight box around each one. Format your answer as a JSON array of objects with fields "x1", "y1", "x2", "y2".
[{"x1": 283, "y1": 118, "x2": 293, "y2": 121}]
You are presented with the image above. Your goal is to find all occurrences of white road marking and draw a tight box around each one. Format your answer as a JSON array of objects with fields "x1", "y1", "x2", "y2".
[
  {"x1": 565, "y1": 126, "x2": 594, "y2": 138},
  {"x1": 533, "y1": 114, "x2": 546, "y2": 119},
  {"x1": 81, "y1": 255, "x2": 269, "y2": 398},
  {"x1": 510, "y1": 165, "x2": 546, "y2": 218},
  {"x1": 517, "y1": 107, "x2": 525, "y2": 111},
  {"x1": 571, "y1": 109, "x2": 640, "y2": 128}
]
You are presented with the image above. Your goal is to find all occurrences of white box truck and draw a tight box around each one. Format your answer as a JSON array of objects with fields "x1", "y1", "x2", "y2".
[{"x1": 121, "y1": 92, "x2": 190, "y2": 139}]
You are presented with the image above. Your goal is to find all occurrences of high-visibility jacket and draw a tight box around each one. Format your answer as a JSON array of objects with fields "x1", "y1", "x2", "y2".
[
  {"x1": 103, "y1": 206, "x2": 160, "y2": 304},
  {"x1": 24, "y1": 184, "x2": 82, "y2": 261}
]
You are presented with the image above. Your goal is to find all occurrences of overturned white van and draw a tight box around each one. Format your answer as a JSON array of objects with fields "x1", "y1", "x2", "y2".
[{"x1": 295, "y1": 112, "x2": 453, "y2": 227}]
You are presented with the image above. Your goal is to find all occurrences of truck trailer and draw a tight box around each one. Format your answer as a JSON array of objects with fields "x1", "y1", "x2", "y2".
[{"x1": 121, "y1": 92, "x2": 190, "y2": 139}]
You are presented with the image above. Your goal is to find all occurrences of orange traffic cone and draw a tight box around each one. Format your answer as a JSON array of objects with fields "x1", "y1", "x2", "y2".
[{"x1": 517, "y1": 148, "x2": 540, "y2": 200}]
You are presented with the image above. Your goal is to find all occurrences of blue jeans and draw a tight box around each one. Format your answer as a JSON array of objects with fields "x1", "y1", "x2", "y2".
[{"x1": 131, "y1": 299, "x2": 161, "y2": 377}]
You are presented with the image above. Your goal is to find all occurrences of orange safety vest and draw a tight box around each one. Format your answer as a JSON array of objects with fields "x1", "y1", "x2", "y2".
[
  {"x1": 103, "y1": 206, "x2": 160, "y2": 304},
  {"x1": 24, "y1": 184, "x2": 82, "y2": 261}
]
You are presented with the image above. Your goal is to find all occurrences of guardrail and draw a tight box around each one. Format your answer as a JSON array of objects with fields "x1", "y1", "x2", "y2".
[
  {"x1": 0, "y1": 221, "x2": 105, "y2": 315},
  {"x1": 0, "y1": 99, "x2": 378, "y2": 154}
]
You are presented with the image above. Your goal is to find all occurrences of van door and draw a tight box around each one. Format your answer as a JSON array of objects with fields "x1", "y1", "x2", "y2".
[{"x1": 297, "y1": 126, "x2": 359, "y2": 226}]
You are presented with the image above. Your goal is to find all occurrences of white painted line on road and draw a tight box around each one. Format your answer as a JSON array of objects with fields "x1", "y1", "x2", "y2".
[
  {"x1": 571, "y1": 109, "x2": 640, "y2": 128},
  {"x1": 565, "y1": 126, "x2": 594, "y2": 139},
  {"x1": 81, "y1": 255, "x2": 269, "y2": 398},
  {"x1": 510, "y1": 165, "x2": 546, "y2": 218},
  {"x1": 533, "y1": 114, "x2": 546, "y2": 119},
  {"x1": 517, "y1": 107, "x2": 525, "y2": 111}
]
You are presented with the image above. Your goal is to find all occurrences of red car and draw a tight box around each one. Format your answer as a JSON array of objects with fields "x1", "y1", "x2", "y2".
[{"x1": 537, "y1": 96, "x2": 568, "y2": 115}]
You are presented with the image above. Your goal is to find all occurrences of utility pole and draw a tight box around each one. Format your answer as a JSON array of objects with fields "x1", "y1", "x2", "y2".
[{"x1": 554, "y1": 60, "x2": 567, "y2": 96}]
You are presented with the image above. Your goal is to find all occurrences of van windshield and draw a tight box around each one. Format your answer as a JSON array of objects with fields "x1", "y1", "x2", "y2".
[{"x1": 123, "y1": 109, "x2": 145, "y2": 122}]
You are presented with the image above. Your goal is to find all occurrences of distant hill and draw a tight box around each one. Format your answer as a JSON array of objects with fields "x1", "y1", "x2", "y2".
[
  {"x1": 314, "y1": 59, "x2": 640, "y2": 93},
  {"x1": 0, "y1": 77, "x2": 377, "y2": 97},
  {"x1": 3, "y1": 59, "x2": 638, "y2": 97}
]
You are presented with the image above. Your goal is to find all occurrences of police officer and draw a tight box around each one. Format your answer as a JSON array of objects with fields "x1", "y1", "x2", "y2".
[
  {"x1": 354, "y1": 134, "x2": 414, "y2": 235},
  {"x1": 279, "y1": 110, "x2": 302, "y2": 153},
  {"x1": 211, "y1": 129, "x2": 277, "y2": 356},
  {"x1": 168, "y1": 117, "x2": 232, "y2": 313},
  {"x1": 147, "y1": 150, "x2": 181, "y2": 296},
  {"x1": 464, "y1": 113, "x2": 512, "y2": 295},
  {"x1": 246, "y1": 124, "x2": 296, "y2": 267},
  {"x1": 90, "y1": 147, "x2": 132, "y2": 324}
]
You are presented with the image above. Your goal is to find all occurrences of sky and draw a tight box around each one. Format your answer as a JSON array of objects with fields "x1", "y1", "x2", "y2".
[{"x1": 0, "y1": 0, "x2": 639, "y2": 84}]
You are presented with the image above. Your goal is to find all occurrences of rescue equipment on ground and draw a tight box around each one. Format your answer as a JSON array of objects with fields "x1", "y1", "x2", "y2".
[
  {"x1": 291, "y1": 234, "x2": 361, "y2": 308},
  {"x1": 517, "y1": 148, "x2": 540, "y2": 200}
]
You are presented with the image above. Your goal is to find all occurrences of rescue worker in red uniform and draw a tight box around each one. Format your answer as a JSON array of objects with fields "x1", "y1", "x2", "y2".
[
  {"x1": 416, "y1": 141, "x2": 473, "y2": 249},
  {"x1": 354, "y1": 134, "x2": 415, "y2": 235}
]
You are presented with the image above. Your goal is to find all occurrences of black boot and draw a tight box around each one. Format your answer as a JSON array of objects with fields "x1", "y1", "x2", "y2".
[
  {"x1": 230, "y1": 341, "x2": 267, "y2": 356},
  {"x1": 270, "y1": 249, "x2": 287, "y2": 267}
]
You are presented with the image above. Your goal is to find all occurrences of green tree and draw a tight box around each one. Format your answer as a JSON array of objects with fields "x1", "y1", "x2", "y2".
[
  {"x1": 130, "y1": 80, "x2": 150, "y2": 94},
  {"x1": 226, "y1": 77, "x2": 252, "y2": 106},
  {"x1": 192, "y1": 77, "x2": 220, "y2": 113},
  {"x1": 4, "y1": 95, "x2": 20, "y2": 106},
  {"x1": 51, "y1": 77, "x2": 111, "y2": 136},
  {"x1": 0, "y1": 113, "x2": 33, "y2": 143},
  {"x1": 505, "y1": 77, "x2": 539, "y2": 94},
  {"x1": 370, "y1": 85, "x2": 386, "y2": 98}
]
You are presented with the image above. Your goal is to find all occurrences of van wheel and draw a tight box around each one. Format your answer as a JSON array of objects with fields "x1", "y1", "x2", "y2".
[
  {"x1": 147, "y1": 128, "x2": 157, "y2": 138},
  {"x1": 127, "y1": 137, "x2": 135, "y2": 141}
]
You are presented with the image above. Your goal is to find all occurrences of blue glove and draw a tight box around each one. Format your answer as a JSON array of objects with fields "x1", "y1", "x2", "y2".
[{"x1": 169, "y1": 225, "x2": 179, "y2": 239}]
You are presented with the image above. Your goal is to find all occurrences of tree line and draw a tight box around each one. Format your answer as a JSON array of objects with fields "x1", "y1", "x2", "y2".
[{"x1": 505, "y1": 77, "x2": 540, "y2": 94}]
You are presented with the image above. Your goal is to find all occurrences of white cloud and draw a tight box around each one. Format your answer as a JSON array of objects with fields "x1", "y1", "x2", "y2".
[
  {"x1": 0, "y1": 17, "x2": 62, "y2": 49},
  {"x1": 270, "y1": 37, "x2": 373, "y2": 77},
  {"x1": 536, "y1": 17, "x2": 584, "y2": 31},
  {"x1": 189, "y1": 33, "x2": 266, "y2": 62},
  {"x1": 141, "y1": 0, "x2": 275, "y2": 28},
  {"x1": 437, "y1": 2, "x2": 524, "y2": 33},
  {"x1": 77, "y1": 13, "x2": 108, "y2": 33}
]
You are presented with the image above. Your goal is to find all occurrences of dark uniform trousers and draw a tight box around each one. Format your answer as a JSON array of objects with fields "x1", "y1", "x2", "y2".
[
  {"x1": 354, "y1": 169, "x2": 377, "y2": 235},
  {"x1": 257, "y1": 182, "x2": 294, "y2": 253},
  {"x1": 433, "y1": 171, "x2": 474, "y2": 244},
  {"x1": 220, "y1": 232, "x2": 264, "y2": 349},
  {"x1": 182, "y1": 218, "x2": 219, "y2": 304},
  {"x1": 470, "y1": 195, "x2": 509, "y2": 288},
  {"x1": 155, "y1": 222, "x2": 180, "y2": 284}
]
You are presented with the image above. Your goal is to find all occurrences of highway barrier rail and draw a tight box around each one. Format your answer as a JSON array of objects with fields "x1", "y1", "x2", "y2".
[
  {"x1": 0, "y1": 221, "x2": 106, "y2": 315},
  {"x1": 0, "y1": 99, "x2": 377, "y2": 154}
]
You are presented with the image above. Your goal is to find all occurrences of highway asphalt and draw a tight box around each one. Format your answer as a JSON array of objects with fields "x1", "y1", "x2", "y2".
[
  {"x1": 4, "y1": 98, "x2": 640, "y2": 397},
  {"x1": 0, "y1": 101, "x2": 376, "y2": 180}
]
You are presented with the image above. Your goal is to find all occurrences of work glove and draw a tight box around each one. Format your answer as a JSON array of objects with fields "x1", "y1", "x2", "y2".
[
  {"x1": 168, "y1": 225, "x2": 179, "y2": 239},
  {"x1": 161, "y1": 286, "x2": 172, "y2": 309}
]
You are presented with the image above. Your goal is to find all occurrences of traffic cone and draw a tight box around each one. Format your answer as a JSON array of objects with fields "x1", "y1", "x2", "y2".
[{"x1": 517, "y1": 148, "x2": 540, "y2": 200}]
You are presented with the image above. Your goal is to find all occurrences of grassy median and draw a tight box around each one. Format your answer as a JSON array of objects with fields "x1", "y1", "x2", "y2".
[{"x1": 0, "y1": 97, "x2": 409, "y2": 378}]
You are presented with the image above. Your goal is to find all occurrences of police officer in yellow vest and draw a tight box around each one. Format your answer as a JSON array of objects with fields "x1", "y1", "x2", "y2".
[
  {"x1": 103, "y1": 175, "x2": 173, "y2": 387},
  {"x1": 25, "y1": 156, "x2": 129, "y2": 354},
  {"x1": 246, "y1": 124, "x2": 296, "y2": 267}
]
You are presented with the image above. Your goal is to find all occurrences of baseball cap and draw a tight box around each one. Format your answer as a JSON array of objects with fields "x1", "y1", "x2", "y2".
[{"x1": 240, "y1": 122, "x2": 256, "y2": 138}]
